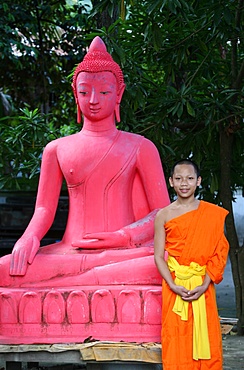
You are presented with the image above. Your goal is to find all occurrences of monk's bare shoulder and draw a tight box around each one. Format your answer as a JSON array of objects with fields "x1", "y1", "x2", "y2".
[
  {"x1": 156, "y1": 201, "x2": 187, "y2": 226},
  {"x1": 155, "y1": 203, "x2": 175, "y2": 226}
]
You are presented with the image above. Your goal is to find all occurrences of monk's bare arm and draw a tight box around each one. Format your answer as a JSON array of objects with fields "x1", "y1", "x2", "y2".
[
  {"x1": 154, "y1": 209, "x2": 189, "y2": 298},
  {"x1": 154, "y1": 209, "x2": 175, "y2": 288}
]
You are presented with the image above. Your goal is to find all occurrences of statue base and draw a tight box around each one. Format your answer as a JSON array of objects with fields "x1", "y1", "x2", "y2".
[{"x1": 0, "y1": 285, "x2": 162, "y2": 344}]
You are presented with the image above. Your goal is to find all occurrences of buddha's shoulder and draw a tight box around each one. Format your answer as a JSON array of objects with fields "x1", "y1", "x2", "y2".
[
  {"x1": 44, "y1": 133, "x2": 80, "y2": 151},
  {"x1": 119, "y1": 130, "x2": 156, "y2": 148},
  {"x1": 119, "y1": 130, "x2": 143, "y2": 139}
]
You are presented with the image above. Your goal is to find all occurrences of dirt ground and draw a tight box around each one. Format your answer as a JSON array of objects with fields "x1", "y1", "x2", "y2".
[{"x1": 222, "y1": 334, "x2": 244, "y2": 370}]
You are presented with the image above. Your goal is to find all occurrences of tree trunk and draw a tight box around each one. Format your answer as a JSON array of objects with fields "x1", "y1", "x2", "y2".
[
  {"x1": 92, "y1": 0, "x2": 119, "y2": 30},
  {"x1": 34, "y1": 0, "x2": 48, "y2": 114},
  {"x1": 219, "y1": 124, "x2": 244, "y2": 335}
]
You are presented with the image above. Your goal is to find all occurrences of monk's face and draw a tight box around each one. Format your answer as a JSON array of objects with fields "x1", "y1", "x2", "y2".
[
  {"x1": 169, "y1": 164, "x2": 201, "y2": 198},
  {"x1": 76, "y1": 71, "x2": 118, "y2": 122}
]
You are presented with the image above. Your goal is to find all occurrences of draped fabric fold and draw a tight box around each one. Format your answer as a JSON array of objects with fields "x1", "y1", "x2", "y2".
[{"x1": 167, "y1": 255, "x2": 210, "y2": 360}]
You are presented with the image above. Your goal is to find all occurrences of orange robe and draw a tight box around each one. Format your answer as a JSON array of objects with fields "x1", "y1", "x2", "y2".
[{"x1": 162, "y1": 200, "x2": 229, "y2": 370}]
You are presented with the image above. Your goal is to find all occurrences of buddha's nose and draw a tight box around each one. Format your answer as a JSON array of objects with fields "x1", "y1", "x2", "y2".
[{"x1": 90, "y1": 88, "x2": 99, "y2": 104}]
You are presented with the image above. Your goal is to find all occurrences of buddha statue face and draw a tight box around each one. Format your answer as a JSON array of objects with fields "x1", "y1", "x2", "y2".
[
  {"x1": 76, "y1": 71, "x2": 118, "y2": 123},
  {"x1": 72, "y1": 37, "x2": 125, "y2": 123}
]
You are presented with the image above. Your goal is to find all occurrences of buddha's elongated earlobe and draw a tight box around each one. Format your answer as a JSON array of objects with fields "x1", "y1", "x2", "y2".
[
  {"x1": 77, "y1": 105, "x2": 82, "y2": 124},
  {"x1": 72, "y1": 82, "x2": 82, "y2": 124},
  {"x1": 115, "y1": 83, "x2": 126, "y2": 123},
  {"x1": 115, "y1": 103, "x2": 121, "y2": 123}
]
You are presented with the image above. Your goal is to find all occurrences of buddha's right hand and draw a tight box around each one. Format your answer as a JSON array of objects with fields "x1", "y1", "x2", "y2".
[{"x1": 10, "y1": 235, "x2": 40, "y2": 276}]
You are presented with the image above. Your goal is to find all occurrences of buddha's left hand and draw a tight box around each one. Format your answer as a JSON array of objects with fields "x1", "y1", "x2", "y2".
[{"x1": 71, "y1": 230, "x2": 132, "y2": 249}]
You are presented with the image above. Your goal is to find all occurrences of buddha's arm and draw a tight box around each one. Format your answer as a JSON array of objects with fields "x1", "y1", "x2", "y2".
[
  {"x1": 72, "y1": 208, "x2": 159, "y2": 249},
  {"x1": 135, "y1": 138, "x2": 170, "y2": 209},
  {"x1": 121, "y1": 208, "x2": 161, "y2": 245},
  {"x1": 120, "y1": 138, "x2": 170, "y2": 245},
  {"x1": 10, "y1": 141, "x2": 63, "y2": 276},
  {"x1": 72, "y1": 138, "x2": 170, "y2": 249}
]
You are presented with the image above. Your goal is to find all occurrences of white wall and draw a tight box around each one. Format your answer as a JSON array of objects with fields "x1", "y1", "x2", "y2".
[{"x1": 233, "y1": 193, "x2": 244, "y2": 246}]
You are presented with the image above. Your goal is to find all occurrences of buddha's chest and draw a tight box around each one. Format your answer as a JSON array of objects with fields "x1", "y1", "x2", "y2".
[{"x1": 57, "y1": 137, "x2": 137, "y2": 185}]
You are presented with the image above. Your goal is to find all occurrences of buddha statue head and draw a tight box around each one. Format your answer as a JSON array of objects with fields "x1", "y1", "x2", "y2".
[{"x1": 72, "y1": 36, "x2": 125, "y2": 123}]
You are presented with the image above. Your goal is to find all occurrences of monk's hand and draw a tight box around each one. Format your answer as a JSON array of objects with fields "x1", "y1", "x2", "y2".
[
  {"x1": 72, "y1": 230, "x2": 131, "y2": 249},
  {"x1": 182, "y1": 285, "x2": 207, "y2": 301},
  {"x1": 10, "y1": 235, "x2": 40, "y2": 276},
  {"x1": 171, "y1": 285, "x2": 189, "y2": 298}
]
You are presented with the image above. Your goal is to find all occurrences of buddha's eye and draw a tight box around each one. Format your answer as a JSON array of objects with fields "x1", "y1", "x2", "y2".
[{"x1": 100, "y1": 91, "x2": 110, "y2": 95}]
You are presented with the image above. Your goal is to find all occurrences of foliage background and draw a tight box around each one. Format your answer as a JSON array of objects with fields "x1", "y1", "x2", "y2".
[{"x1": 0, "y1": 0, "x2": 243, "y2": 333}]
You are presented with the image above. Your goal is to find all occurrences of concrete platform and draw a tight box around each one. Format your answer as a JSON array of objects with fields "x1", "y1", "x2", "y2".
[{"x1": 0, "y1": 333, "x2": 243, "y2": 370}]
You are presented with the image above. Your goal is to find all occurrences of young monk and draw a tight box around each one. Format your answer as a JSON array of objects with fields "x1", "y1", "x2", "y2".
[{"x1": 154, "y1": 159, "x2": 229, "y2": 370}]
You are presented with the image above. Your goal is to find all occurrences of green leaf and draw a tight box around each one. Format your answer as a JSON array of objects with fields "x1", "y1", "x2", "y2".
[{"x1": 186, "y1": 101, "x2": 195, "y2": 117}]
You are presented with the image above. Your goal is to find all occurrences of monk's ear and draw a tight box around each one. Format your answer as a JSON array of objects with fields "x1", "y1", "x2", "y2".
[
  {"x1": 169, "y1": 177, "x2": 174, "y2": 187},
  {"x1": 197, "y1": 176, "x2": 202, "y2": 186}
]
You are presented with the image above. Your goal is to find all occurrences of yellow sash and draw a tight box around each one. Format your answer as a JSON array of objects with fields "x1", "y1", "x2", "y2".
[{"x1": 167, "y1": 255, "x2": 211, "y2": 360}]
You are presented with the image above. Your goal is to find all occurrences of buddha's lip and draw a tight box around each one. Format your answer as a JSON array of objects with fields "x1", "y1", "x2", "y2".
[{"x1": 90, "y1": 108, "x2": 100, "y2": 113}]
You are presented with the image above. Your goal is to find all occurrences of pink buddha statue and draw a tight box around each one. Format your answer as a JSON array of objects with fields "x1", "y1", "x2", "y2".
[{"x1": 0, "y1": 37, "x2": 169, "y2": 344}]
